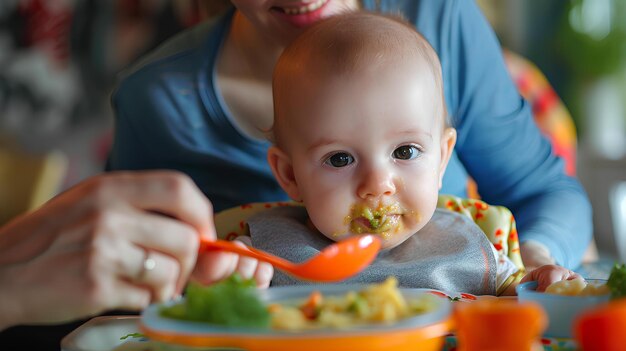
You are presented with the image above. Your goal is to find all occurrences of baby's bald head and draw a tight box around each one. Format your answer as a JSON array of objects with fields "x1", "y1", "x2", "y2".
[{"x1": 272, "y1": 12, "x2": 446, "y2": 146}]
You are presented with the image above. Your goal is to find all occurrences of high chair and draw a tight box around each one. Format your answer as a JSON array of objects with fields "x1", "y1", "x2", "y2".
[{"x1": 0, "y1": 140, "x2": 68, "y2": 225}]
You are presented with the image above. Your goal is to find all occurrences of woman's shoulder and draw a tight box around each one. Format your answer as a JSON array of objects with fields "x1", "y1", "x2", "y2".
[
  {"x1": 116, "y1": 10, "x2": 233, "y2": 87},
  {"x1": 112, "y1": 10, "x2": 234, "y2": 118},
  {"x1": 374, "y1": 0, "x2": 472, "y2": 22},
  {"x1": 374, "y1": 0, "x2": 481, "y2": 51}
]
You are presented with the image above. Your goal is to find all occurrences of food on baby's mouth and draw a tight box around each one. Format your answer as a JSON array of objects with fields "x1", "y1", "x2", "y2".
[
  {"x1": 545, "y1": 278, "x2": 609, "y2": 296},
  {"x1": 347, "y1": 203, "x2": 401, "y2": 235}
]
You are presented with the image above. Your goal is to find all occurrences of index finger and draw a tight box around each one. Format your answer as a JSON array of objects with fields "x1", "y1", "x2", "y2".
[{"x1": 84, "y1": 171, "x2": 217, "y2": 240}]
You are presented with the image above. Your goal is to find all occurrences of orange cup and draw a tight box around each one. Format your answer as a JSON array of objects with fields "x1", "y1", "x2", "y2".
[
  {"x1": 453, "y1": 299, "x2": 547, "y2": 351},
  {"x1": 574, "y1": 298, "x2": 626, "y2": 351}
]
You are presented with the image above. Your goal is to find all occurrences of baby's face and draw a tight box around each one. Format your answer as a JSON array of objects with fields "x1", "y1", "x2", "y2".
[{"x1": 272, "y1": 59, "x2": 455, "y2": 249}]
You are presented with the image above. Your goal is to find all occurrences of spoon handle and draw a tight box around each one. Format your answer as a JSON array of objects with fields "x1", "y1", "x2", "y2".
[{"x1": 199, "y1": 238, "x2": 295, "y2": 271}]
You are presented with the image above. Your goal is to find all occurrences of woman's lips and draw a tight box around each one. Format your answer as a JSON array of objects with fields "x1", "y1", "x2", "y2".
[
  {"x1": 277, "y1": 0, "x2": 329, "y2": 14},
  {"x1": 271, "y1": 0, "x2": 331, "y2": 28}
]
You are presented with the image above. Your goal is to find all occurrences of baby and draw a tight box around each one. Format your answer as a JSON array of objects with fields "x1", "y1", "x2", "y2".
[{"x1": 243, "y1": 12, "x2": 577, "y2": 295}]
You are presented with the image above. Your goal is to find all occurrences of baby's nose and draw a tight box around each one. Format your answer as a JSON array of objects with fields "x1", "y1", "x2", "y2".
[{"x1": 357, "y1": 167, "x2": 396, "y2": 199}]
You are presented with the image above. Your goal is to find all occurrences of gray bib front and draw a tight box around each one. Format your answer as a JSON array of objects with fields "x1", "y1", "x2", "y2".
[{"x1": 248, "y1": 206, "x2": 497, "y2": 295}]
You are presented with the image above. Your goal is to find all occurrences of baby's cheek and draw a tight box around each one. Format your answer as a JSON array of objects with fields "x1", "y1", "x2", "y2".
[
  {"x1": 308, "y1": 211, "x2": 349, "y2": 241},
  {"x1": 403, "y1": 210, "x2": 423, "y2": 228}
]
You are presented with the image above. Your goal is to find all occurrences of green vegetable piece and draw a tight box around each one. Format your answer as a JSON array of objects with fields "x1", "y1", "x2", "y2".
[
  {"x1": 160, "y1": 273, "x2": 270, "y2": 328},
  {"x1": 362, "y1": 207, "x2": 374, "y2": 222},
  {"x1": 120, "y1": 333, "x2": 144, "y2": 340},
  {"x1": 607, "y1": 263, "x2": 626, "y2": 300},
  {"x1": 348, "y1": 295, "x2": 370, "y2": 317},
  {"x1": 369, "y1": 218, "x2": 380, "y2": 229}
]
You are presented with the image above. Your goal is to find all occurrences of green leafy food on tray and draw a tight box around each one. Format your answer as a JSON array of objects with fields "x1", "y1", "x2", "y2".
[
  {"x1": 607, "y1": 263, "x2": 626, "y2": 299},
  {"x1": 160, "y1": 274, "x2": 270, "y2": 328},
  {"x1": 119, "y1": 333, "x2": 145, "y2": 340}
]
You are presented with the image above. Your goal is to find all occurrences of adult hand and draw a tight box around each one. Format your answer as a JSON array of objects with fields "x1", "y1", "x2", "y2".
[{"x1": 0, "y1": 171, "x2": 271, "y2": 331}]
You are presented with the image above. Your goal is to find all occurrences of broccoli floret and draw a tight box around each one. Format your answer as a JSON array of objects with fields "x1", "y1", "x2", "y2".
[
  {"x1": 607, "y1": 263, "x2": 626, "y2": 300},
  {"x1": 160, "y1": 273, "x2": 270, "y2": 328}
]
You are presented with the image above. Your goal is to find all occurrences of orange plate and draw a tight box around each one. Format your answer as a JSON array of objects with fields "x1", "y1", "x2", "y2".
[{"x1": 140, "y1": 285, "x2": 453, "y2": 351}]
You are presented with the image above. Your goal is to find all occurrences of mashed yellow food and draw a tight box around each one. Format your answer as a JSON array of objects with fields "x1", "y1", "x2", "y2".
[
  {"x1": 269, "y1": 277, "x2": 436, "y2": 330},
  {"x1": 545, "y1": 278, "x2": 610, "y2": 296}
]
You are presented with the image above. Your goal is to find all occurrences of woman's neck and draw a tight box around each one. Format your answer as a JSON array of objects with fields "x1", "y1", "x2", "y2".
[
  {"x1": 225, "y1": 11, "x2": 284, "y2": 83},
  {"x1": 214, "y1": 11, "x2": 283, "y2": 139}
]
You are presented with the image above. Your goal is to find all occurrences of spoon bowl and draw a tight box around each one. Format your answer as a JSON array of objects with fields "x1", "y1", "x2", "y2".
[{"x1": 199, "y1": 235, "x2": 380, "y2": 282}]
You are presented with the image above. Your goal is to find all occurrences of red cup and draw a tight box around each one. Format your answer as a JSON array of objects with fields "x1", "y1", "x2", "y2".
[{"x1": 574, "y1": 298, "x2": 626, "y2": 351}]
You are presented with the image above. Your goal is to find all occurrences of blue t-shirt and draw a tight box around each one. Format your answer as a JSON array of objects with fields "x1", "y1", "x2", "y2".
[{"x1": 108, "y1": 0, "x2": 592, "y2": 269}]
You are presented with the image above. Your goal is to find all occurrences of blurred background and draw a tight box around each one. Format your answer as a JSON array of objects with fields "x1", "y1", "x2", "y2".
[{"x1": 0, "y1": 0, "x2": 624, "y2": 262}]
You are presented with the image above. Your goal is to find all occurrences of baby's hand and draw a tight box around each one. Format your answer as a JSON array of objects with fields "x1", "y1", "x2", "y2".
[{"x1": 520, "y1": 264, "x2": 581, "y2": 292}]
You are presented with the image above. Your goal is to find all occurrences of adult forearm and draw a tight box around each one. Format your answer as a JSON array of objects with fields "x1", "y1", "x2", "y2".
[{"x1": 513, "y1": 184, "x2": 593, "y2": 269}]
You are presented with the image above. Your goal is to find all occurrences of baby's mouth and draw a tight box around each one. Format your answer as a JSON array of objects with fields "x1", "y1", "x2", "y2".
[
  {"x1": 351, "y1": 214, "x2": 400, "y2": 234},
  {"x1": 347, "y1": 203, "x2": 402, "y2": 235}
]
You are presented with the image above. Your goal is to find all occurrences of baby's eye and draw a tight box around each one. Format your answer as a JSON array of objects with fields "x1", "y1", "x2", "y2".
[
  {"x1": 324, "y1": 152, "x2": 354, "y2": 168},
  {"x1": 393, "y1": 145, "x2": 420, "y2": 160}
]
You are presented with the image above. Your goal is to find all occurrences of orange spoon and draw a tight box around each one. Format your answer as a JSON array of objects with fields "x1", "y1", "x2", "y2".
[{"x1": 199, "y1": 235, "x2": 381, "y2": 282}]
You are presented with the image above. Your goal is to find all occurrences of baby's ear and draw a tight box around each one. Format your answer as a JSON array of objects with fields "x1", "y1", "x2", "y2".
[
  {"x1": 438, "y1": 127, "x2": 457, "y2": 189},
  {"x1": 267, "y1": 146, "x2": 301, "y2": 201}
]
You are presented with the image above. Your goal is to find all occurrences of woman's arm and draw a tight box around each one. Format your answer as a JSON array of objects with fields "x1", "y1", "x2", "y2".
[{"x1": 441, "y1": 0, "x2": 592, "y2": 269}]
